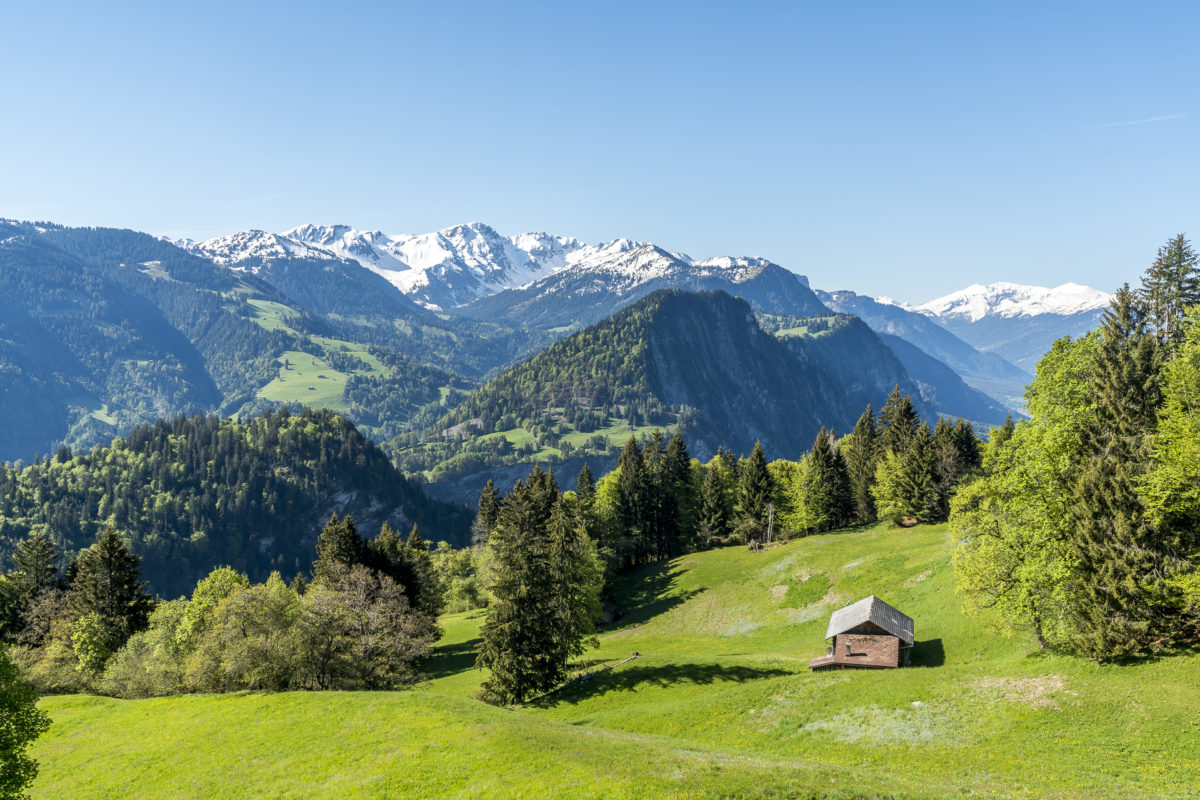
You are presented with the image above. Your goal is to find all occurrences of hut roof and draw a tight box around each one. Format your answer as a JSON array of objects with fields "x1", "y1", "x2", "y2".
[{"x1": 825, "y1": 595, "x2": 914, "y2": 646}]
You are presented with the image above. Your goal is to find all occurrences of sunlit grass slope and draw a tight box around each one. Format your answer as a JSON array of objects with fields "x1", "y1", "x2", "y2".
[{"x1": 32, "y1": 523, "x2": 1200, "y2": 799}]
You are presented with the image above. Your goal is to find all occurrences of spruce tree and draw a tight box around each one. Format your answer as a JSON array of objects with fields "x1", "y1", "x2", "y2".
[
  {"x1": 738, "y1": 441, "x2": 773, "y2": 532},
  {"x1": 575, "y1": 464, "x2": 596, "y2": 510},
  {"x1": 402, "y1": 524, "x2": 442, "y2": 618},
  {"x1": 68, "y1": 526, "x2": 153, "y2": 651},
  {"x1": 697, "y1": 461, "x2": 730, "y2": 546},
  {"x1": 313, "y1": 514, "x2": 363, "y2": 585},
  {"x1": 1069, "y1": 286, "x2": 1169, "y2": 658},
  {"x1": 477, "y1": 467, "x2": 599, "y2": 705},
  {"x1": 878, "y1": 386, "x2": 920, "y2": 455},
  {"x1": 615, "y1": 437, "x2": 646, "y2": 564},
  {"x1": 843, "y1": 405, "x2": 878, "y2": 524},
  {"x1": 895, "y1": 425, "x2": 940, "y2": 523},
  {"x1": 1139, "y1": 234, "x2": 1200, "y2": 348},
  {"x1": 473, "y1": 479, "x2": 501, "y2": 545},
  {"x1": 9, "y1": 530, "x2": 59, "y2": 605}
]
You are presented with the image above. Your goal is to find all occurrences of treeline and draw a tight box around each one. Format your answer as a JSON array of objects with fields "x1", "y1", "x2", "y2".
[
  {"x1": 0, "y1": 514, "x2": 484, "y2": 696},
  {"x1": 952, "y1": 234, "x2": 1200, "y2": 660},
  {"x1": 557, "y1": 391, "x2": 983, "y2": 578},
  {"x1": 0, "y1": 408, "x2": 471, "y2": 597}
]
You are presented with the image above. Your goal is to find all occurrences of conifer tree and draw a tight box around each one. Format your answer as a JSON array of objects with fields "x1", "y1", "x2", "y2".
[
  {"x1": 402, "y1": 524, "x2": 442, "y2": 618},
  {"x1": 1139, "y1": 234, "x2": 1200, "y2": 349},
  {"x1": 615, "y1": 437, "x2": 646, "y2": 563},
  {"x1": 804, "y1": 428, "x2": 853, "y2": 532},
  {"x1": 9, "y1": 531, "x2": 60, "y2": 606},
  {"x1": 738, "y1": 441, "x2": 773, "y2": 533},
  {"x1": 1069, "y1": 286, "x2": 1169, "y2": 658},
  {"x1": 878, "y1": 385, "x2": 920, "y2": 455},
  {"x1": 897, "y1": 425, "x2": 940, "y2": 523},
  {"x1": 843, "y1": 405, "x2": 878, "y2": 523},
  {"x1": 312, "y1": 514, "x2": 363, "y2": 585},
  {"x1": 68, "y1": 526, "x2": 153, "y2": 652},
  {"x1": 473, "y1": 479, "x2": 501, "y2": 545},
  {"x1": 575, "y1": 463, "x2": 596, "y2": 510},
  {"x1": 477, "y1": 467, "x2": 599, "y2": 705},
  {"x1": 697, "y1": 460, "x2": 730, "y2": 546}
]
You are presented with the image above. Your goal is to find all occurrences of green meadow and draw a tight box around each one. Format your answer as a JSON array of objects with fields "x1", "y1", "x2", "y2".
[{"x1": 31, "y1": 523, "x2": 1200, "y2": 799}]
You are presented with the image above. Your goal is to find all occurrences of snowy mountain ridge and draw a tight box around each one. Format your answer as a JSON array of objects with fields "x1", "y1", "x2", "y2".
[
  {"x1": 187, "y1": 221, "x2": 785, "y2": 311},
  {"x1": 911, "y1": 281, "x2": 1112, "y2": 322}
]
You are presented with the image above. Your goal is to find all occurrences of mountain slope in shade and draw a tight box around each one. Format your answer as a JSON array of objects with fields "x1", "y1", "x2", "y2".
[
  {"x1": 402, "y1": 290, "x2": 937, "y2": 503},
  {"x1": 455, "y1": 245, "x2": 829, "y2": 328},
  {"x1": 909, "y1": 282, "x2": 1112, "y2": 373},
  {"x1": 875, "y1": 333, "x2": 1012, "y2": 426},
  {"x1": 817, "y1": 289, "x2": 1031, "y2": 410}
]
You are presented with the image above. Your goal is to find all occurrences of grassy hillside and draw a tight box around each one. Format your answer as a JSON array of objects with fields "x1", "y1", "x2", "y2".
[{"x1": 31, "y1": 523, "x2": 1200, "y2": 798}]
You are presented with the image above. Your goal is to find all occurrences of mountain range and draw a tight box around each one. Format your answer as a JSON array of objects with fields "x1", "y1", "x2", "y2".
[{"x1": 1, "y1": 216, "x2": 1114, "y2": 502}]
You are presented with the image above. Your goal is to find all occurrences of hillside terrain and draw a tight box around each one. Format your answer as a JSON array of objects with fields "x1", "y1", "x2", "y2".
[
  {"x1": 0, "y1": 409, "x2": 470, "y2": 597},
  {"x1": 0, "y1": 222, "x2": 515, "y2": 460},
  {"x1": 30, "y1": 522, "x2": 1200, "y2": 799},
  {"x1": 396, "y1": 291, "x2": 942, "y2": 499}
]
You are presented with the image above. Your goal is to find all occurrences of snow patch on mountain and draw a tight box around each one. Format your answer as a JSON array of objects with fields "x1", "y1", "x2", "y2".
[
  {"x1": 915, "y1": 282, "x2": 1112, "y2": 321},
  {"x1": 192, "y1": 230, "x2": 340, "y2": 269}
]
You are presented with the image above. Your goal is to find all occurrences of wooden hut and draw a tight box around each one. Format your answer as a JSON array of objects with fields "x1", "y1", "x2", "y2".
[{"x1": 808, "y1": 595, "x2": 914, "y2": 671}]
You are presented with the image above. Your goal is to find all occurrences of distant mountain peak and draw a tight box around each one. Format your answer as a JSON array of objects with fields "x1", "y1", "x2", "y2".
[
  {"x1": 915, "y1": 281, "x2": 1112, "y2": 321},
  {"x1": 191, "y1": 230, "x2": 339, "y2": 267}
]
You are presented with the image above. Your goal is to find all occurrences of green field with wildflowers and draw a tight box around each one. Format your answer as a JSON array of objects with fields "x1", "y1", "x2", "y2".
[{"x1": 31, "y1": 523, "x2": 1200, "y2": 799}]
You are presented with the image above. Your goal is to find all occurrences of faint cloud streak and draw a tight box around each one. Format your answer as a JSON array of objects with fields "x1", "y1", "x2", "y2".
[{"x1": 1083, "y1": 113, "x2": 1188, "y2": 130}]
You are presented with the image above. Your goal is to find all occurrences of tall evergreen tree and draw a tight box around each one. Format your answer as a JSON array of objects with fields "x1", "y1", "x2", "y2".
[
  {"x1": 312, "y1": 514, "x2": 363, "y2": 585},
  {"x1": 575, "y1": 464, "x2": 596, "y2": 510},
  {"x1": 1069, "y1": 286, "x2": 1169, "y2": 658},
  {"x1": 615, "y1": 437, "x2": 646, "y2": 564},
  {"x1": 697, "y1": 460, "x2": 730, "y2": 546},
  {"x1": 843, "y1": 405, "x2": 878, "y2": 524},
  {"x1": 1139, "y1": 234, "x2": 1200, "y2": 349},
  {"x1": 473, "y1": 479, "x2": 501, "y2": 545},
  {"x1": 9, "y1": 531, "x2": 60, "y2": 606},
  {"x1": 68, "y1": 526, "x2": 153, "y2": 651},
  {"x1": 476, "y1": 467, "x2": 599, "y2": 705},
  {"x1": 896, "y1": 425, "x2": 940, "y2": 524},
  {"x1": 878, "y1": 385, "x2": 920, "y2": 455},
  {"x1": 738, "y1": 441, "x2": 773, "y2": 533}
]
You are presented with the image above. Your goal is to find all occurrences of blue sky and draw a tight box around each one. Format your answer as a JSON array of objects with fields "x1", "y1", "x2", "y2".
[{"x1": 2, "y1": 1, "x2": 1197, "y2": 302}]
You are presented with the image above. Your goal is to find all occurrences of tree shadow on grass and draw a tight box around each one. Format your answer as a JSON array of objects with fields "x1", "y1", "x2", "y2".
[
  {"x1": 605, "y1": 561, "x2": 701, "y2": 630},
  {"x1": 420, "y1": 637, "x2": 482, "y2": 680},
  {"x1": 533, "y1": 662, "x2": 793, "y2": 707},
  {"x1": 911, "y1": 638, "x2": 945, "y2": 667}
]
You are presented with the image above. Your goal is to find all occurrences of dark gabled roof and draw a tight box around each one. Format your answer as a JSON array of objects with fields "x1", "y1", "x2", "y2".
[{"x1": 825, "y1": 595, "x2": 914, "y2": 646}]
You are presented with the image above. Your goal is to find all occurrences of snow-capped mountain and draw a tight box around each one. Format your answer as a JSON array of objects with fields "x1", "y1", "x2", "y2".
[
  {"x1": 913, "y1": 282, "x2": 1112, "y2": 321},
  {"x1": 190, "y1": 230, "x2": 341, "y2": 269},
  {"x1": 907, "y1": 282, "x2": 1113, "y2": 372},
  {"x1": 455, "y1": 245, "x2": 828, "y2": 329},
  {"x1": 283, "y1": 222, "x2": 637, "y2": 311}
]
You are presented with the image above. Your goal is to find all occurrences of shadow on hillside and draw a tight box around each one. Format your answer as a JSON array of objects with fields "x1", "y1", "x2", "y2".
[
  {"x1": 606, "y1": 561, "x2": 701, "y2": 630},
  {"x1": 911, "y1": 638, "x2": 945, "y2": 667},
  {"x1": 420, "y1": 637, "x2": 482, "y2": 680},
  {"x1": 533, "y1": 662, "x2": 792, "y2": 707}
]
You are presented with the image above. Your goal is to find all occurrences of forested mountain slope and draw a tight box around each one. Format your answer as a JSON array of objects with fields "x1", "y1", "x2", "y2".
[
  {"x1": 0, "y1": 222, "x2": 478, "y2": 459},
  {"x1": 398, "y1": 290, "x2": 937, "y2": 496},
  {"x1": 0, "y1": 408, "x2": 470, "y2": 597}
]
